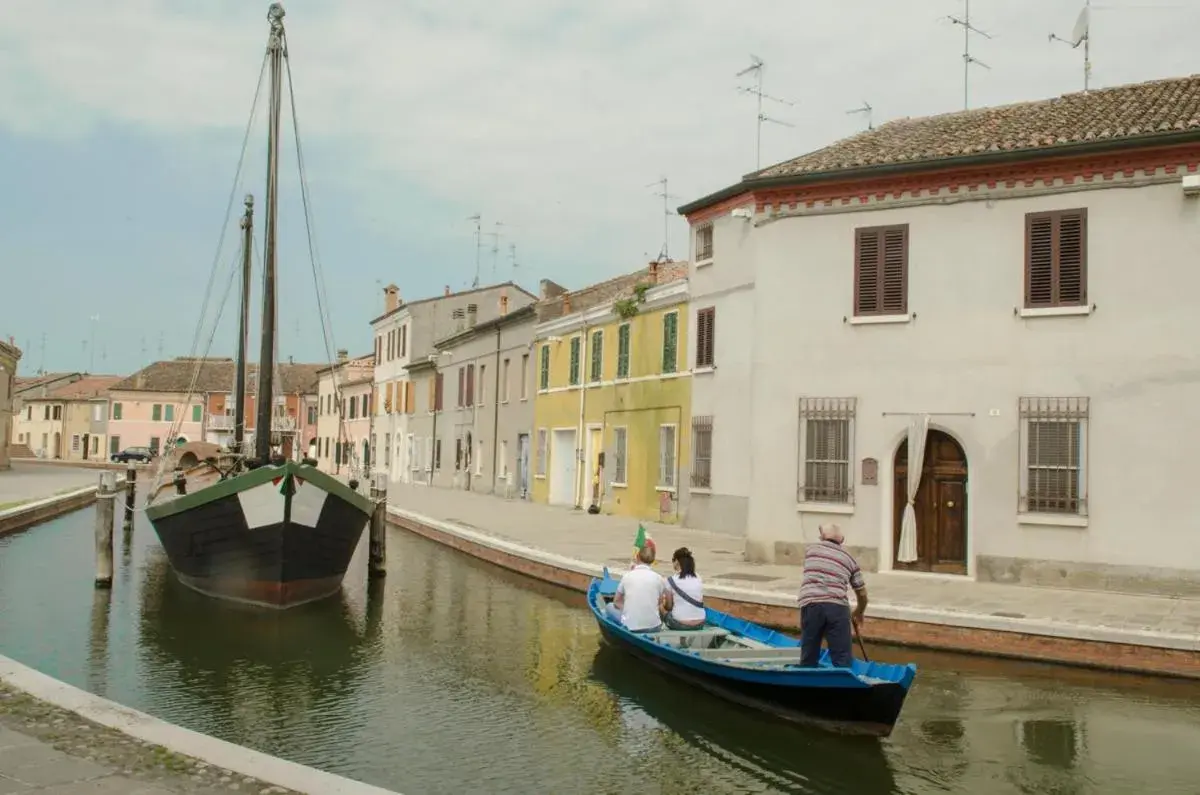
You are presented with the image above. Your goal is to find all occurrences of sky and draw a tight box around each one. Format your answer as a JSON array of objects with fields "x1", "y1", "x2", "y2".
[{"x1": 2, "y1": 0, "x2": 1198, "y2": 376}]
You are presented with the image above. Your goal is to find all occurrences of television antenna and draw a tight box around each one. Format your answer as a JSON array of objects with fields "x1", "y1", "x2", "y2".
[
  {"x1": 467, "y1": 213, "x2": 483, "y2": 288},
  {"x1": 1049, "y1": 0, "x2": 1091, "y2": 91},
  {"x1": 647, "y1": 176, "x2": 681, "y2": 261},
  {"x1": 946, "y1": 0, "x2": 993, "y2": 109},
  {"x1": 486, "y1": 221, "x2": 504, "y2": 280},
  {"x1": 735, "y1": 55, "x2": 797, "y2": 171},
  {"x1": 509, "y1": 243, "x2": 519, "y2": 280},
  {"x1": 846, "y1": 101, "x2": 874, "y2": 131}
]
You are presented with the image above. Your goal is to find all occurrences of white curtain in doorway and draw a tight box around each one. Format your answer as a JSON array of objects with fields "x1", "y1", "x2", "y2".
[{"x1": 897, "y1": 414, "x2": 930, "y2": 564}]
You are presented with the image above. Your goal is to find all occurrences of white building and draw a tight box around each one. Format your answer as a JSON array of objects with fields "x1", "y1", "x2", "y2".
[
  {"x1": 678, "y1": 74, "x2": 1200, "y2": 597},
  {"x1": 314, "y1": 350, "x2": 374, "y2": 475},
  {"x1": 370, "y1": 281, "x2": 535, "y2": 490}
]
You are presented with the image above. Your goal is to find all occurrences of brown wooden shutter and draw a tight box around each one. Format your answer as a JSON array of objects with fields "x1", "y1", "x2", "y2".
[
  {"x1": 466, "y1": 364, "x2": 475, "y2": 405},
  {"x1": 1026, "y1": 214, "x2": 1054, "y2": 307},
  {"x1": 854, "y1": 225, "x2": 908, "y2": 316},
  {"x1": 457, "y1": 368, "x2": 465, "y2": 407},
  {"x1": 1026, "y1": 209, "x2": 1087, "y2": 308},
  {"x1": 696, "y1": 307, "x2": 715, "y2": 368},
  {"x1": 435, "y1": 372, "x2": 444, "y2": 411},
  {"x1": 881, "y1": 226, "x2": 907, "y2": 314},
  {"x1": 1056, "y1": 210, "x2": 1086, "y2": 305},
  {"x1": 854, "y1": 229, "x2": 880, "y2": 315},
  {"x1": 407, "y1": 382, "x2": 416, "y2": 415}
]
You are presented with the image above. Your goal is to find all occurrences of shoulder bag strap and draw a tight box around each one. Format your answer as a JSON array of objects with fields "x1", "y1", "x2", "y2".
[{"x1": 668, "y1": 575, "x2": 704, "y2": 609}]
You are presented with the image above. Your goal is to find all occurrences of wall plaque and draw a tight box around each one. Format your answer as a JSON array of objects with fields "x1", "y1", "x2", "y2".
[{"x1": 861, "y1": 457, "x2": 878, "y2": 486}]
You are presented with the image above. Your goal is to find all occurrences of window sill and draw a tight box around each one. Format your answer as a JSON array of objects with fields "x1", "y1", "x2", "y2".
[
  {"x1": 695, "y1": 258, "x2": 714, "y2": 269},
  {"x1": 534, "y1": 474, "x2": 546, "y2": 480},
  {"x1": 1018, "y1": 512, "x2": 1089, "y2": 528},
  {"x1": 693, "y1": 366, "x2": 716, "y2": 376},
  {"x1": 655, "y1": 486, "x2": 678, "y2": 494},
  {"x1": 849, "y1": 313, "x2": 911, "y2": 326},
  {"x1": 610, "y1": 481, "x2": 628, "y2": 489},
  {"x1": 1019, "y1": 305, "x2": 1092, "y2": 318},
  {"x1": 796, "y1": 501, "x2": 855, "y2": 515},
  {"x1": 690, "y1": 486, "x2": 712, "y2": 495}
]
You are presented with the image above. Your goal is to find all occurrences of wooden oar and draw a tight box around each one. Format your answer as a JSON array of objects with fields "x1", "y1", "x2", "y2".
[{"x1": 852, "y1": 617, "x2": 871, "y2": 662}]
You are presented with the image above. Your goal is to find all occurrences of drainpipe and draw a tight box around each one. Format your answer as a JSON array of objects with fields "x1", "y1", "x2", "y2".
[
  {"x1": 575, "y1": 322, "x2": 588, "y2": 509},
  {"x1": 490, "y1": 325, "x2": 502, "y2": 495}
]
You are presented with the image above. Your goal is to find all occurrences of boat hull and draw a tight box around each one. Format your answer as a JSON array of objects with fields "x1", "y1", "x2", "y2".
[{"x1": 145, "y1": 462, "x2": 374, "y2": 609}]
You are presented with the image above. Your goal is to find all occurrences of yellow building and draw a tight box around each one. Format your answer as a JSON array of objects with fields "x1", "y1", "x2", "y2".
[{"x1": 531, "y1": 261, "x2": 691, "y2": 522}]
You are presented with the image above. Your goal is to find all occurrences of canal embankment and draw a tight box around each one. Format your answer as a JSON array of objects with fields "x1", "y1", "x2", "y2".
[
  {"x1": 0, "y1": 463, "x2": 133, "y2": 536},
  {"x1": 0, "y1": 655, "x2": 401, "y2": 795},
  {"x1": 384, "y1": 484, "x2": 1200, "y2": 679}
]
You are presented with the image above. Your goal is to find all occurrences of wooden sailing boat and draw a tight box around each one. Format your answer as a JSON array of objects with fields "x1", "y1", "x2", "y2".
[{"x1": 144, "y1": 3, "x2": 374, "y2": 609}]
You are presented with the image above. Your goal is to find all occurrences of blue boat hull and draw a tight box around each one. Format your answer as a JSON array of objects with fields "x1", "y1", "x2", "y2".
[{"x1": 589, "y1": 573, "x2": 916, "y2": 737}]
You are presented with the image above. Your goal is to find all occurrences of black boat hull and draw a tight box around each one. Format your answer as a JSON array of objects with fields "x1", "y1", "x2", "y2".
[
  {"x1": 146, "y1": 463, "x2": 374, "y2": 609},
  {"x1": 597, "y1": 622, "x2": 908, "y2": 737}
]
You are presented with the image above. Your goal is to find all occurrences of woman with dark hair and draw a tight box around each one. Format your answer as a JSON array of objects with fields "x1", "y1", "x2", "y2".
[{"x1": 660, "y1": 547, "x2": 706, "y2": 630}]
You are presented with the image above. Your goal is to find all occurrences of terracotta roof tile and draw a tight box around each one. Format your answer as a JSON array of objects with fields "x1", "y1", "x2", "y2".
[
  {"x1": 42, "y1": 375, "x2": 122, "y2": 401},
  {"x1": 535, "y1": 261, "x2": 689, "y2": 323},
  {"x1": 108, "y1": 358, "x2": 323, "y2": 395},
  {"x1": 755, "y1": 74, "x2": 1200, "y2": 180}
]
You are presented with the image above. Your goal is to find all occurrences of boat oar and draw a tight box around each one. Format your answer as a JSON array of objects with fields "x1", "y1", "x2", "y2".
[{"x1": 852, "y1": 617, "x2": 871, "y2": 662}]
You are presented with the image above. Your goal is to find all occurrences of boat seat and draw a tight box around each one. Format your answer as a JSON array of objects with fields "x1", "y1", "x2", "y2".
[
  {"x1": 649, "y1": 628, "x2": 729, "y2": 649},
  {"x1": 694, "y1": 646, "x2": 806, "y2": 661}
]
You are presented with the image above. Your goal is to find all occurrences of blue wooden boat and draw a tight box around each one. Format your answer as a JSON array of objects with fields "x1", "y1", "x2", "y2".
[{"x1": 588, "y1": 568, "x2": 918, "y2": 737}]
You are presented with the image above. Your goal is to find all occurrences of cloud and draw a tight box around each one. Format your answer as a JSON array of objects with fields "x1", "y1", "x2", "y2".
[{"x1": 3, "y1": 0, "x2": 1199, "y2": 284}]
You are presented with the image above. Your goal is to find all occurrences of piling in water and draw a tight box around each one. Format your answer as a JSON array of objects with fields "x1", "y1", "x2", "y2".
[
  {"x1": 94, "y1": 471, "x2": 116, "y2": 589},
  {"x1": 369, "y1": 483, "x2": 387, "y2": 579},
  {"x1": 123, "y1": 466, "x2": 136, "y2": 531}
]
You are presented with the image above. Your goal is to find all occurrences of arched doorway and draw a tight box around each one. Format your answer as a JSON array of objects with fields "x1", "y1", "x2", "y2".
[{"x1": 893, "y1": 430, "x2": 968, "y2": 575}]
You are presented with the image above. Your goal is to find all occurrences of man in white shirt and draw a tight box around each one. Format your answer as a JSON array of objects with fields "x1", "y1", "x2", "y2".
[{"x1": 604, "y1": 540, "x2": 665, "y2": 632}]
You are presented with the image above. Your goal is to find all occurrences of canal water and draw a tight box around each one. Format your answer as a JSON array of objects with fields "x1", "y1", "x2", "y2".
[{"x1": 2, "y1": 509, "x2": 1199, "y2": 794}]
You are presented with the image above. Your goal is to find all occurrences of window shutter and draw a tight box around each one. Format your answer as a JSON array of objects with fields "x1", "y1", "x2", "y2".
[
  {"x1": 466, "y1": 364, "x2": 475, "y2": 404},
  {"x1": 407, "y1": 382, "x2": 416, "y2": 414},
  {"x1": 881, "y1": 227, "x2": 907, "y2": 314},
  {"x1": 696, "y1": 307, "x2": 715, "y2": 368},
  {"x1": 457, "y1": 368, "x2": 465, "y2": 407},
  {"x1": 1056, "y1": 211, "x2": 1086, "y2": 305},
  {"x1": 435, "y1": 372, "x2": 444, "y2": 410},
  {"x1": 1026, "y1": 214, "x2": 1054, "y2": 307},
  {"x1": 854, "y1": 229, "x2": 880, "y2": 315}
]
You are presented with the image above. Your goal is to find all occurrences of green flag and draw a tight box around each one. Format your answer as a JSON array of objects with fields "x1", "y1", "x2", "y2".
[{"x1": 633, "y1": 524, "x2": 646, "y2": 557}]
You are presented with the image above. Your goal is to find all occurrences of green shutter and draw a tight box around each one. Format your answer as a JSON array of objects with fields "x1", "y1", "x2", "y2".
[
  {"x1": 164, "y1": 404, "x2": 174, "y2": 422},
  {"x1": 192, "y1": 404, "x2": 202, "y2": 423},
  {"x1": 617, "y1": 325, "x2": 630, "y2": 378},
  {"x1": 569, "y1": 337, "x2": 581, "y2": 385},
  {"x1": 152, "y1": 404, "x2": 161, "y2": 421},
  {"x1": 539, "y1": 345, "x2": 550, "y2": 390},
  {"x1": 662, "y1": 312, "x2": 678, "y2": 373},
  {"x1": 589, "y1": 330, "x2": 603, "y2": 382},
  {"x1": 112, "y1": 403, "x2": 122, "y2": 420}
]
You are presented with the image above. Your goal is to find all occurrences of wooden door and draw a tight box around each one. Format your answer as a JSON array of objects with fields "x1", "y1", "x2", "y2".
[{"x1": 893, "y1": 430, "x2": 968, "y2": 575}]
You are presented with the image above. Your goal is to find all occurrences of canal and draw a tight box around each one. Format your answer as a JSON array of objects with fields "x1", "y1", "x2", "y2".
[{"x1": 2, "y1": 508, "x2": 1199, "y2": 794}]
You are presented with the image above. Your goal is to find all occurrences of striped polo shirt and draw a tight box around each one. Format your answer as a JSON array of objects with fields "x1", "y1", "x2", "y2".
[{"x1": 798, "y1": 539, "x2": 866, "y2": 608}]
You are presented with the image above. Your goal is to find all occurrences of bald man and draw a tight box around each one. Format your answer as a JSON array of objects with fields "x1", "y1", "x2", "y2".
[{"x1": 798, "y1": 523, "x2": 868, "y2": 668}]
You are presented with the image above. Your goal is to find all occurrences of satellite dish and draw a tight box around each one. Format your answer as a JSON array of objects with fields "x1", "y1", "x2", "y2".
[{"x1": 1069, "y1": 6, "x2": 1089, "y2": 47}]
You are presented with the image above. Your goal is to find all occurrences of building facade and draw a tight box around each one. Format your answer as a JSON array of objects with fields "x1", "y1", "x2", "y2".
[
  {"x1": 0, "y1": 340, "x2": 21, "y2": 469},
  {"x1": 314, "y1": 351, "x2": 374, "y2": 475},
  {"x1": 405, "y1": 295, "x2": 537, "y2": 496},
  {"x1": 9, "y1": 372, "x2": 84, "y2": 458},
  {"x1": 531, "y1": 262, "x2": 692, "y2": 522},
  {"x1": 370, "y1": 281, "x2": 535, "y2": 490},
  {"x1": 678, "y1": 74, "x2": 1200, "y2": 596}
]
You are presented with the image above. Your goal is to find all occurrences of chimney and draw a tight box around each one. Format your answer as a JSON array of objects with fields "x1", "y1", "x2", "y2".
[
  {"x1": 444, "y1": 285, "x2": 451, "y2": 297},
  {"x1": 562, "y1": 295, "x2": 572, "y2": 315},
  {"x1": 337, "y1": 349, "x2": 349, "y2": 362},
  {"x1": 452, "y1": 307, "x2": 466, "y2": 331},
  {"x1": 499, "y1": 292, "x2": 509, "y2": 316},
  {"x1": 648, "y1": 261, "x2": 659, "y2": 284},
  {"x1": 467, "y1": 303, "x2": 479, "y2": 328},
  {"x1": 383, "y1": 284, "x2": 400, "y2": 314}
]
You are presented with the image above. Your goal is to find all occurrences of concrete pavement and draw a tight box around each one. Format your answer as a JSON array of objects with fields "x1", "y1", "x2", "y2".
[{"x1": 0, "y1": 464, "x2": 100, "y2": 508}]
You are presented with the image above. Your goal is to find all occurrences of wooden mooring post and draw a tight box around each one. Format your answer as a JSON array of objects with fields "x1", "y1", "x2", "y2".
[
  {"x1": 123, "y1": 466, "x2": 136, "y2": 532},
  {"x1": 94, "y1": 471, "x2": 116, "y2": 589},
  {"x1": 368, "y1": 479, "x2": 387, "y2": 579}
]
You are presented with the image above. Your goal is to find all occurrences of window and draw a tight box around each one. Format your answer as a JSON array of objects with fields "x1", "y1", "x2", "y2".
[
  {"x1": 348, "y1": 397, "x2": 358, "y2": 419},
  {"x1": 375, "y1": 335, "x2": 381, "y2": 363},
  {"x1": 52, "y1": 405, "x2": 62, "y2": 420},
  {"x1": 502, "y1": 358, "x2": 511, "y2": 402},
  {"x1": 152, "y1": 404, "x2": 162, "y2": 421},
  {"x1": 661, "y1": 312, "x2": 679, "y2": 374},
  {"x1": 455, "y1": 437, "x2": 463, "y2": 470},
  {"x1": 569, "y1": 336, "x2": 581, "y2": 385},
  {"x1": 191, "y1": 404, "x2": 202, "y2": 423},
  {"x1": 434, "y1": 438, "x2": 442, "y2": 470},
  {"x1": 691, "y1": 416, "x2": 712, "y2": 488},
  {"x1": 695, "y1": 307, "x2": 715, "y2": 368},
  {"x1": 1019, "y1": 396, "x2": 1089, "y2": 515},
  {"x1": 434, "y1": 372, "x2": 444, "y2": 411},
  {"x1": 478, "y1": 364, "x2": 486, "y2": 405},
  {"x1": 611, "y1": 427, "x2": 628, "y2": 485},
  {"x1": 457, "y1": 368, "x2": 465, "y2": 407},
  {"x1": 407, "y1": 381, "x2": 416, "y2": 415},
  {"x1": 307, "y1": 405, "x2": 317, "y2": 424},
  {"x1": 695, "y1": 224, "x2": 713, "y2": 262},
  {"x1": 92, "y1": 404, "x2": 103, "y2": 422},
  {"x1": 43, "y1": 405, "x2": 49, "y2": 420},
  {"x1": 520, "y1": 354, "x2": 529, "y2": 399},
  {"x1": 164, "y1": 404, "x2": 175, "y2": 422},
  {"x1": 71, "y1": 434, "x2": 80, "y2": 452},
  {"x1": 149, "y1": 436, "x2": 161, "y2": 455},
  {"x1": 91, "y1": 436, "x2": 99, "y2": 455},
  {"x1": 616, "y1": 324, "x2": 631, "y2": 379},
  {"x1": 466, "y1": 364, "x2": 476, "y2": 405},
  {"x1": 110, "y1": 436, "x2": 120, "y2": 456},
  {"x1": 854, "y1": 224, "x2": 908, "y2": 316},
  {"x1": 536, "y1": 428, "x2": 548, "y2": 477},
  {"x1": 1026, "y1": 209, "x2": 1087, "y2": 308},
  {"x1": 589, "y1": 330, "x2": 603, "y2": 382},
  {"x1": 658, "y1": 424, "x2": 677, "y2": 489},
  {"x1": 539, "y1": 345, "x2": 550, "y2": 390},
  {"x1": 400, "y1": 325, "x2": 407, "y2": 357},
  {"x1": 112, "y1": 403, "x2": 123, "y2": 420},
  {"x1": 475, "y1": 439, "x2": 483, "y2": 475},
  {"x1": 797, "y1": 397, "x2": 856, "y2": 504}
]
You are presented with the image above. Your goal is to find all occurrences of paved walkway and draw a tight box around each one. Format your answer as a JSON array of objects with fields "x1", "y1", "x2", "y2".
[
  {"x1": 0, "y1": 464, "x2": 98, "y2": 508},
  {"x1": 386, "y1": 484, "x2": 1200, "y2": 649}
]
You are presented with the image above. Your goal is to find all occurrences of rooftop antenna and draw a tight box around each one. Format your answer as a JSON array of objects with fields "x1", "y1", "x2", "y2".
[
  {"x1": 735, "y1": 55, "x2": 797, "y2": 171},
  {"x1": 39, "y1": 332, "x2": 46, "y2": 375},
  {"x1": 140, "y1": 335, "x2": 147, "y2": 363},
  {"x1": 1049, "y1": 0, "x2": 1091, "y2": 91},
  {"x1": 87, "y1": 314, "x2": 99, "y2": 373},
  {"x1": 509, "y1": 243, "x2": 519, "y2": 280},
  {"x1": 946, "y1": 0, "x2": 993, "y2": 109},
  {"x1": 467, "y1": 213, "x2": 482, "y2": 288},
  {"x1": 846, "y1": 101, "x2": 874, "y2": 131},
  {"x1": 487, "y1": 221, "x2": 504, "y2": 280},
  {"x1": 647, "y1": 176, "x2": 682, "y2": 261},
  {"x1": 157, "y1": 331, "x2": 164, "y2": 359}
]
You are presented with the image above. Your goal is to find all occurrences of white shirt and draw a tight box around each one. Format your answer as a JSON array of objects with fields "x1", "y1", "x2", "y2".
[
  {"x1": 667, "y1": 575, "x2": 705, "y2": 623},
  {"x1": 616, "y1": 565, "x2": 666, "y2": 631}
]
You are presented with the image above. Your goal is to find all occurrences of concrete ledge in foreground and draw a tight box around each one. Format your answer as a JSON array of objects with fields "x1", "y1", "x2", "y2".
[
  {"x1": 0, "y1": 477, "x2": 131, "y2": 537},
  {"x1": 388, "y1": 506, "x2": 1200, "y2": 680},
  {"x1": 0, "y1": 655, "x2": 402, "y2": 795}
]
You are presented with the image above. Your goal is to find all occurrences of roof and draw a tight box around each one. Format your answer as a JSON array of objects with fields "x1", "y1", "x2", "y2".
[
  {"x1": 24, "y1": 375, "x2": 122, "y2": 402},
  {"x1": 14, "y1": 373, "x2": 82, "y2": 396},
  {"x1": 681, "y1": 73, "x2": 1200, "y2": 213},
  {"x1": 433, "y1": 303, "x2": 537, "y2": 350},
  {"x1": 369, "y1": 281, "x2": 537, "y2": 326},
  {"x1": 315, "y1": 353, "x2": 375, "y2": 375},
  {"x1": 535, "y1": 261, "x2": 689, "y2": 323},
  {"x1": 108, "y1": 358, "x2": 325, "y2": 395}
]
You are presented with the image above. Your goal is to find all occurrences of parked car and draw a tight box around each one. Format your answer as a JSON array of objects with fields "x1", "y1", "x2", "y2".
[{"x1": 111, "y1": 446, "x2": 154, "y2": 463}]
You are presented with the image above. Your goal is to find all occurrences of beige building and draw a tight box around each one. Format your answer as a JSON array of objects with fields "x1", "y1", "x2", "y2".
[
  {"x1": 16, "y1": 375, "x2": 121, "y2": 461},
  {"x1": 9, "y1": 372, "x2": 84, "y2": 458},
  {"x1": 0, "y1": 340, "x2": 21, "y2": 469},
  {"x1": 314, "y1": 351, "x2": 374, "y2": 475}
]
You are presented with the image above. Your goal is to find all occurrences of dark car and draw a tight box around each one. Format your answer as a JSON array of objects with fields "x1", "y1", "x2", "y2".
[{"x1": 111, "y1": 446, "x2": 154, "y2": 463}]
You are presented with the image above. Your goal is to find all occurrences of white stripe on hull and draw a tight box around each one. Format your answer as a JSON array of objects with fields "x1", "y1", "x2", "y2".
[{"x1": 234, "y1": 474, "x2": 331, "y2": 530}]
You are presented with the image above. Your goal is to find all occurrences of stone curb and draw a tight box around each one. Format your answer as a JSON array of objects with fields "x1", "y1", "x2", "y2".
[
  {"x1": 387, "y1": 505, "x2": 1200, "y2": 654},
  {"x1": 0, "y1": 654, "x2": 402, "y2": 795},
  {"x1": 0, "y1": 477, "x2": 131, "y2": 537}
]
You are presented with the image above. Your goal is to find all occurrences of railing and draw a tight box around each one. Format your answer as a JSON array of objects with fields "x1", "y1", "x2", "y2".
[
  {"x1": 206, "y1": 415, "x2": 297, "y2": 432},
  {"x1": 208, "y1": 415, "x2": 234, "y2": 430}
]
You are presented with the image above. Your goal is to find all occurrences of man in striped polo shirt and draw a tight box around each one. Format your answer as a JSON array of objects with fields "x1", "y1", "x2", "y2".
[{"x1": 798, "y1": 523, "x2": 869, "y2": 668}]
